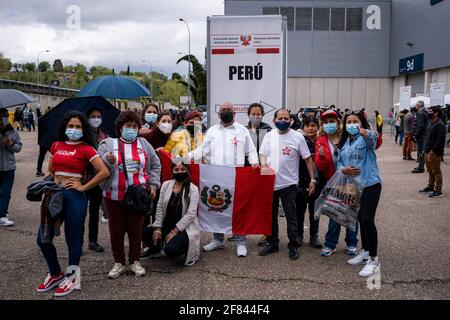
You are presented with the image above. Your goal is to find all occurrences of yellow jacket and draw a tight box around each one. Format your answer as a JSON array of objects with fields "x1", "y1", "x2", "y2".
[{"x1": 164, "y1": 128, "x2": 204, "y2": 156}]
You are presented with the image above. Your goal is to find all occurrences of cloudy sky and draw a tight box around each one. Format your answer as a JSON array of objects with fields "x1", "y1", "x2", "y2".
[{"x1": 0, "y1": 0, "x2": 224, "y2": 76}]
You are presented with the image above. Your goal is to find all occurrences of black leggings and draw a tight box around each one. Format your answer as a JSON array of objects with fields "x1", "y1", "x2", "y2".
[
  {"x1": 359, "y1": 183, "x2": 382, "y2": 257},
  {"x1": 81, "y1": 186, "x2": 102, "y2": 244}
]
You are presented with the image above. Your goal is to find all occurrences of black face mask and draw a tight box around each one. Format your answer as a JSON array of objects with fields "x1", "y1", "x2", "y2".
[
  {"x1": 186, "y1": 125, "x2": 195, "y2": 136},
  {"x1": 220, "y1": 111, "x2": 234, "y2": 124},
  {"x1": 173, "y1": 172, "x2": 188, "y2": 182}
]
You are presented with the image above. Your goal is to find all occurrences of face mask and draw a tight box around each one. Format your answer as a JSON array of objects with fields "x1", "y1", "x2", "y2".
[
  {"x1": 145, "y1": 113, "x2": 157, "y2": 124},
  {"x1": 220, "y1": 110, "x2": 234, "y2": 124},
  {"x1": 249, "y1": 116, "x2": 262, "y2": 127},
  {"x1": 65, "y1": 128, "x2": 83, "y2": 141},
  {"x1": 173, "y1": 172, "x2": 188, "y2": 182},
  {"x1": 275, "y1": 121, "x2": 290, "y2": 132},
  {"x1": 346, "y1": 124, "x2": 360, "y2": 136},
  {"x1": 159, "y1": 123, "x2": 172, "y2": 134},
  {"x1": 122, "y1": 127, "x2": 138, "y2": 141},
  {"x1": 88, "y1": 118, "x2": 102, "y2": 128},
  {"x1": 323, "y1": 123, "x2": 337, "y2": 135}
]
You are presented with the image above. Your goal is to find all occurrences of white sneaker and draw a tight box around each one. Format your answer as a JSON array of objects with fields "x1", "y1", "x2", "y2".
[
  {"x1": 348, "y1": 249, "x2": 369, "y2": 266},
  {"x1": 0, "y1": 217, "x2": 14, "y2": 227},
  {"x1": 108, "y1": 263, "x2": 127, "y2": 279},
  {"x1": 236, "y1": 244, "x2": 248, "y2": 257},
  {"x1": 202, "y1": 240, "x2": 225, "y2": 252},
  {"x1": 359, "y1": 257, "x2": 380, "y2": 277},
  {"x1": 129, "y1": 261, "x2": 146, "y2": 277}
]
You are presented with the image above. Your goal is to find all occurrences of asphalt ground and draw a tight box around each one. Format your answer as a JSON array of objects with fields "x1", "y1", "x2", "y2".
[{"x1": 0, "y1": 129, "x2": 449, "y2": 300}]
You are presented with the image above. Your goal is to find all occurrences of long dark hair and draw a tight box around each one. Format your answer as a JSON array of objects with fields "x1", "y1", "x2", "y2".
[
  {"x1": 171, "y1": 161, "x2": 191, "y2": 207},
  {"x1": 57, "y1": 111, "x2": 94, "y2": 147},
  {"x1": 338, "y1": 111, "x2": 369, "y2": 149}
]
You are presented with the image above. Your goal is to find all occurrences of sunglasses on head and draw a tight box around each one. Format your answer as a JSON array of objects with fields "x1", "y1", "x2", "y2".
[{"x1": 345, "y1": 109, "x2": 364, "y2": 116}]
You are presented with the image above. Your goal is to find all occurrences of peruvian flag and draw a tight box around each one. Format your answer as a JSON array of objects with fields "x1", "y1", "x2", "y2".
[{"x1": 158, "y1": 150, "x2": 275, "y2": 235}]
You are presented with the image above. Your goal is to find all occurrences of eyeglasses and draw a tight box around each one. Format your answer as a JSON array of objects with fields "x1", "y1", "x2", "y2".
[{"x1": 345, "y1": 109, "x2": 364, "y2": 116}]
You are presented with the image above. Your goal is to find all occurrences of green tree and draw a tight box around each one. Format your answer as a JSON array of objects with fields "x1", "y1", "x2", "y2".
[
  {"x1": 23, "y1": 62, "x2": 36, "y2": 72},
  {"x1": 158, "y1": 80, "x2": 188, "y2": 106},
  {"x1": 12, "y1": 63, "x2": 22, "y2": 72},
  {"x1": 89, "y1": 66, "x2": 113, "y2": 79},
  {"x1": 0, "y1": 53, "x2": 13, "y2": 71},
  {"x1": 174, "y1": 54, "x2": 206, "y2": 105},
  {"x1": 38, "y1": 61, "x2": 51, "y2": 72},
  {"x1": 53, "y1": 59, "x2": 64, "y2": 72},
  {"x1": 64, "y1": 65, "x2": 76, "y2": 73}
]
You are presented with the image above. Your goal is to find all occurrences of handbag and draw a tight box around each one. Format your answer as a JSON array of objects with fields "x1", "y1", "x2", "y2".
[{"x1": 118, "y1": 139, "x2": 153, "y2": 216}]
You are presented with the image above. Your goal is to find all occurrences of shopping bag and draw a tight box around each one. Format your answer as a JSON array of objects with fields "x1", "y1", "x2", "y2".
[{"x1": 314, "y1": 170, "x2": 362, "y2": 232}]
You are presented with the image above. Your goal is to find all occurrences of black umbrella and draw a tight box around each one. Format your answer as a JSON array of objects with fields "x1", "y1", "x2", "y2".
[{"x1": 38, "y1": 96, "x2": 120, "y2": 150}]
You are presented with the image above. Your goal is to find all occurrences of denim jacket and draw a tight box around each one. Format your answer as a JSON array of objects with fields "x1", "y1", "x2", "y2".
[{"x1": 336, "y1": 130, "x2": 381, "y2": 189}]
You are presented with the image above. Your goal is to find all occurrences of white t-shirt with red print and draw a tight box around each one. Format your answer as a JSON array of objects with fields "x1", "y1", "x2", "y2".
[
  {"x1": 50, "y1": 141, "x2": 99, "y2": 178},
  {"x1": 259, "y1": 129, "x2": 311, "y2": 191},
  {"x1": 103, "y1": 138, "x2": 149, "y2": 201}
]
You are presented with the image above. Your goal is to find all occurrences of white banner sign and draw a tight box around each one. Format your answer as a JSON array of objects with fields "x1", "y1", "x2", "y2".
[
  {"x1": 399, "y1": 86, "x2": 412, "y2": 108},
  {"x1": 207, "y1": 15, "x2": 286, "y2": 127},
  {"x1": 430, "y1": 82, "x2": 445, "y2": 107}
]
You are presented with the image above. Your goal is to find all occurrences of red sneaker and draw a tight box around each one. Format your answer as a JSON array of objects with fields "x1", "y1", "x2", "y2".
[
  {"x1": 54, "y1": 277, "x2": 81, "y2": 297},
  {"x1": 37, "y1": 272, "x2": 65, "y2": 292}
]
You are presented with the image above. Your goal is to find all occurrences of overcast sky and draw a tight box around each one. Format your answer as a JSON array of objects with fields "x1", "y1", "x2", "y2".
[{"x1": 0, "y1": 0, "x2": 224, "y2": 76}]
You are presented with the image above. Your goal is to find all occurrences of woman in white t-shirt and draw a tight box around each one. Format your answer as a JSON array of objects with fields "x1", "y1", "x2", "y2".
[{"x1": 258, "y1": 108, "x2": 316, "y2": 260}]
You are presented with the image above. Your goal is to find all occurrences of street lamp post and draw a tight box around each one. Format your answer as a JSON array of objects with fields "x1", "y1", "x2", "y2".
[
  {"x1": 141, "y1": 60, "x2": 153, "y2": 100},
  {"x1": 36, "y1": 50, "x2": 49, "y2": 105},
  {"x1": 179, "y1": 18, "x2": 191, "y2": 106}
]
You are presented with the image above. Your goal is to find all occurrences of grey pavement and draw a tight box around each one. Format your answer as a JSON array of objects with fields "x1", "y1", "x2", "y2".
[{"x1": 0, "y1": 129, "x2": 449, "y2": 300}]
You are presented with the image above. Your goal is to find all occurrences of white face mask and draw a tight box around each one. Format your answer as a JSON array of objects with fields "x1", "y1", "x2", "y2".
[
  {"x1": 88, "y1": 118, "x2": 102, "y2": 128},
  {"x1": 159, "y1": 122, "x2": 172, "y2": 134}
]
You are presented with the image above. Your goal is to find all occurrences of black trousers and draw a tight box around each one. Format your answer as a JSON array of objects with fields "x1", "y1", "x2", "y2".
[
  {"x1": 268, "y1": 185, "x2": 301, "y2": 248},
  {"x1": 296, "y1": 191, "x2": 319, "y2": 240},
  {"x1": 145, "y1": 229, "x2": 189, "y2": 258},
  {"x1": 36, "y1": 146, "x2": 48, "y2": 173},
  {"x1": 359, "y1": 183, "x2": 382, "y2": 257},
  {"x1": 81, "y1": 186, "x2": 102, "y2": 244}
]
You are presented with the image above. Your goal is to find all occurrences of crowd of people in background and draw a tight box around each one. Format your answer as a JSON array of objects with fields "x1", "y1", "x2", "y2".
[{"x1": 0, "y1": 99, "x2": 448, "y2": 297}]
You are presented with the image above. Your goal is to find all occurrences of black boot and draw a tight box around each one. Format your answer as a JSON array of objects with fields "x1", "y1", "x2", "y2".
[{"x1": 309, "y1": 234, "x2": 323, "y2": 249}]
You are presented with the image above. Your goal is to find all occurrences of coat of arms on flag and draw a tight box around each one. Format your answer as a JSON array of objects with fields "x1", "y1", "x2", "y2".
[{"x1": 201, "y1": 185, "x2": 232, "y2": 212}]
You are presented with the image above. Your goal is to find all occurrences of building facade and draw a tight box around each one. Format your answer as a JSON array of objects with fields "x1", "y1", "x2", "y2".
[{"x1": 224, "y1": 0, "x2": 450, "y2": 114}]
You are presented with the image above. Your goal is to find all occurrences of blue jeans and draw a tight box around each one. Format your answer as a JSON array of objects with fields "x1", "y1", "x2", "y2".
[
  {"x1": 0, "y1": 170, "x2": 15, "y2": 218},
  {"x1": 37, "y1": 189, "x2": 87, "y2": 276},
  {"x1": 214, "y1": 233, "x2": 246, "y2": 245},
  {"x1": 323, "y1": 218, "x2": 358, "y2": 249}
]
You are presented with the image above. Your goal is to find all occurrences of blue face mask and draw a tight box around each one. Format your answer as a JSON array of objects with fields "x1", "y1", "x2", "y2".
[
  {"x1": 323, "y1": 123, "x2": 337, "y2": 135},
  {"x1": 122, "y1": 127, "x2": 138, "y2": 141},
  {"x1": 145, "y1": 113, "x2": 157, "y2": 124},
  {"x1": 65, "y1": 128, "x2": 83, "y2": 141},
  {"x1": 346, "y1": 124, "x2": 360, "y2": 136},
  {"x1": 275, "y1": 121, "x2": 290, "y2": 132}
]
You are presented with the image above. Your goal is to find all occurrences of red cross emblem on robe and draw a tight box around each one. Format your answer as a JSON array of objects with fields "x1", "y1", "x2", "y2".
[{"x1": 282, "y1": 146, "x2": 291, "y2": 156}]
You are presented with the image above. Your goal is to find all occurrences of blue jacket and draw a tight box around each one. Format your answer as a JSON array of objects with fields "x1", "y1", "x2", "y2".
[{"x1": 336, "y1": 130, "x2": 381, "y2": 189}]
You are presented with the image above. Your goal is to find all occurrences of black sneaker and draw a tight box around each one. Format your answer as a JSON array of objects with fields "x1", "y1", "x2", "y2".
[
  {"x1": 36, "y1": 171, "x2": 44, "y2": 177},
  {"x1": 258, "y1": 244, "x2": 279, "y2": 256},
  {"x1": 258, "y1": 235, "x2": 269, "y2": 246},
  {"x1": 411, "y1": 168, "x2": 424, "y2": 173},
  {"x1": 289, "y1": 247, "x2": 299, "y2": 260},
  {"x1": 140, "y1": 246, "x2": 162, "y2": 259},
  {"x1": 419, "y1": 186, "x2": 434, "y2": 193},
  {"x1": 227, "y1": 234, "x2": 238, "y2": 241},
  {"x1": 429, "y1": 191, "x2": 443, "y2": 198},
  {"x1": 309, "y1": 235, "x2": 323, "y2": 249},
  {"x1": 88, "y1": 242, "x2": 104, "y2": 253}
]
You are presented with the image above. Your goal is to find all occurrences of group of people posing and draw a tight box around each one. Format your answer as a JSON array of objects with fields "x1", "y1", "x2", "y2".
[{"x1": 0, "y1": 101, "x2": 383, "y2": 297}]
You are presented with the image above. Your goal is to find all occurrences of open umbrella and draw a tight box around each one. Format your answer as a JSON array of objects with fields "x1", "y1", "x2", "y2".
[
  {"x1": 78, "y1": 75, "x2": 150, "y2": 100},
  {"x1": 38, "y1": 96, "x2": 120, "y2": 150},
  {"x1": 0, "y1": 89, "x2": 36, "y2": 108}
]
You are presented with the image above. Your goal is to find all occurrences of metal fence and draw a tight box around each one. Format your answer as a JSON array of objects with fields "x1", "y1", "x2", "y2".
[{"x1": 0, "y1": 78, "x2": 79, "y2": 97}]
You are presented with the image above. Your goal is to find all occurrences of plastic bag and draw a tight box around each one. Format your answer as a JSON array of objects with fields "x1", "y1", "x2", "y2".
[{"x1": 314, "y1": 170, "x2": 362, "y2": 232}]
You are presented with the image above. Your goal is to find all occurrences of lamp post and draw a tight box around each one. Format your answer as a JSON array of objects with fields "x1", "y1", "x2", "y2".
[
  {"x1": 37, "y1": 50, "x2": 50, "y2": 86},
  {"x1": 36, "y1": 50, "x2": 49, "y2": 105},
  {"x1": 141, "y1": 60, "x2": 153, "y2": 100},
  {"x1": 179, "y1": 18, "x2": 191, "y2": 106}
]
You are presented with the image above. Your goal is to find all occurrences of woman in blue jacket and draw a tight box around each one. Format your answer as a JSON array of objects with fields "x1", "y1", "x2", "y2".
[{"x1": 336, "y1": 110, "x2": 382, "y2": 278}]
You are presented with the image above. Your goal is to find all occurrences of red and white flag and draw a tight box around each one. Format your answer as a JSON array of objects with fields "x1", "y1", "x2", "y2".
[{"x1": 158, "y1": 150, "x2": 275, "y2": 235}]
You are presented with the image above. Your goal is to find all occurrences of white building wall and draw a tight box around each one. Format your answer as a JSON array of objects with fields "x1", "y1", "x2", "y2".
[{"x1": 287, "y1": 77, "x2": 394, "y2": 115}]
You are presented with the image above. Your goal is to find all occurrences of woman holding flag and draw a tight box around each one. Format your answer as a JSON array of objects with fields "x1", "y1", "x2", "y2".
[{"x1": 149, "y1": 158, "x2": 200, "y2": 266}]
